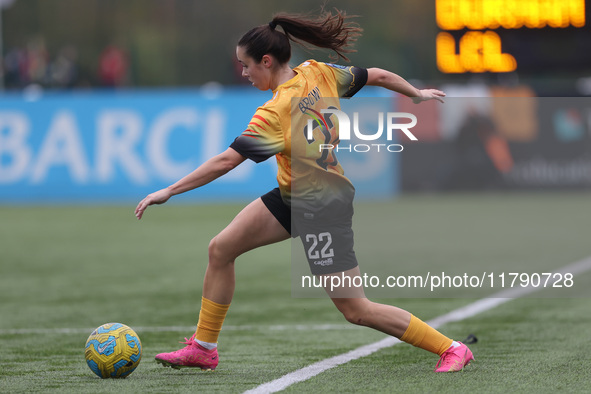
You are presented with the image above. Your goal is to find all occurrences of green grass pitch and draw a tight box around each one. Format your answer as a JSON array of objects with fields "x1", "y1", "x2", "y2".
[{"x1": 1, "y1": 192, "x2": 590, "y2": 393}]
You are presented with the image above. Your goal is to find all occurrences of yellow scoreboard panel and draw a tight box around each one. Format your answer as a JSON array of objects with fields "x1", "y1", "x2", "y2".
[{"x1": 436, "y1": 0, "x2": 588, "y2": 73}]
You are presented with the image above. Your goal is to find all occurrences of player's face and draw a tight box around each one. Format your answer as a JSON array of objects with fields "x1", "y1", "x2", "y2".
[{"x1": 236, "y1": 46, "x2": 271, "y2": 91}]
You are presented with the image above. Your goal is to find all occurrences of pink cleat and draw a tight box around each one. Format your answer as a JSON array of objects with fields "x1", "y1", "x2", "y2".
[
  {"x1": 155, "y1": 334, "x2": 218, "y2": 370},
  {"x1": 434, "y1": 342, "x2": 474, "y2": 372}
]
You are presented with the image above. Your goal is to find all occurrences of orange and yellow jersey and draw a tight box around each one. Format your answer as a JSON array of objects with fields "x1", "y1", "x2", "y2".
[{"x1": 230, "y1": 59, "x2": 368, "y2": 211}]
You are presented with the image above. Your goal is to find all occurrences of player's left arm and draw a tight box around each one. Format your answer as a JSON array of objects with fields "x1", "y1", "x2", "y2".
[{"x1": 366, "y1": 67, "x2": 445, "y2": 104}]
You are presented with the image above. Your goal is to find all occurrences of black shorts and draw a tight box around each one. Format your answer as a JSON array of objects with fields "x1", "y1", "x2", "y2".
[{"x1": 261, "y1": 188, "x2": 359, "y2": 275}]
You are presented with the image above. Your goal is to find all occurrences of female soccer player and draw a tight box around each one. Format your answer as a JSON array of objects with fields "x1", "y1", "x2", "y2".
[{"x1": 135, "y1": 10, "x2": 474, "y2": 373}]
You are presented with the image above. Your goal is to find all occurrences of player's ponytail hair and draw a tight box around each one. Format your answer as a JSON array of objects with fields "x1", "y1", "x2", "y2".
[{"x1": 238, "y1": 9, "x2": 362, "y2": 64}]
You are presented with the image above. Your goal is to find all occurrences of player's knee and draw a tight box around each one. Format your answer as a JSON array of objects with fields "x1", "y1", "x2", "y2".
[
  {"x1": 338, "y1": 304, "x2": 369, "y2": 326},
  {"x1": 208, "y1": 236, "x2": 233, "y2": 266}
]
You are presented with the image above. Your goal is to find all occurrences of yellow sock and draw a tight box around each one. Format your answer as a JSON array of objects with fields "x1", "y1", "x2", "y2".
[
  {"x1": 400, "y1": 314, "x2": 453, "y2": 356},
  {"x1": 195, "y1": 297, "x2": 230, "y2": 344}
]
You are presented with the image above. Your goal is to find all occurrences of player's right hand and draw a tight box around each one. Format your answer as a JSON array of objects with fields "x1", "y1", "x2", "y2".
[{"x1": 135, "y1": 188, "x2": 173, "y2": 220}]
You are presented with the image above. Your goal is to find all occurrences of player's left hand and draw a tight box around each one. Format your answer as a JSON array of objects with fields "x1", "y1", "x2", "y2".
[{"x1": 412, "y1": 89, "x2": 446, "y2": 104}]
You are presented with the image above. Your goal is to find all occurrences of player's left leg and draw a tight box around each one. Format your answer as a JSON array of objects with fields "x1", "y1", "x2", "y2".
[{"x1": 325, "y1": 267, "x2": 474, "y2": 372}]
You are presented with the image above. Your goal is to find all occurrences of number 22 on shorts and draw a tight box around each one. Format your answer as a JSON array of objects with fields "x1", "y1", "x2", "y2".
[{"x1": 305, "y1": 232, "x2": 335, "y2": 259}]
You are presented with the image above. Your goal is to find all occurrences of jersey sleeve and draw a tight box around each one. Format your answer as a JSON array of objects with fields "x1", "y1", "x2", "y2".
[
  {"x1": 322, "y1": 63, "x2": 368, "y2": 98},
  {"x1": 230, "y1": 107, "x2": 284, "y2": 163}
]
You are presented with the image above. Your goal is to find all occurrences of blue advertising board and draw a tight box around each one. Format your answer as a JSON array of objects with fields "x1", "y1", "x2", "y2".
[{"x1": 0, "y1": 88, "x2": 398, "y2": 203}]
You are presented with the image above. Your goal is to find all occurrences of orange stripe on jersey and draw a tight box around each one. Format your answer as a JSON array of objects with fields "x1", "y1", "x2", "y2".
[
  {"x1": 248, "y1": 122, "x2": 264, "y2": 129},
  {"x1": 252, "y1": 114, "x2": 270, "y2": 126},
  {"x1": 244, "y1": 128, "x2": 260, "y2": 134}
]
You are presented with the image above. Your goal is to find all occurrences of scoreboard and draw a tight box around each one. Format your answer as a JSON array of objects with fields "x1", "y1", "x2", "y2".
[{"x1": 435, "y1": 0, "x2": 591, "y2": 74}]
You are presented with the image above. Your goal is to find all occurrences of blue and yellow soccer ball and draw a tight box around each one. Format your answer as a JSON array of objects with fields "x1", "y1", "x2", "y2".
[{"x1": 84, "y1": 323, "x2": 142, "y2": 378}]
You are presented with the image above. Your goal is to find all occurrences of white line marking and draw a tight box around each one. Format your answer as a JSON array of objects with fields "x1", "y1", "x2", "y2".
[
  {"x1": 244, "y1": 255, "x2": 591, "y2": 394},
  {"x1": 0, "y1": 324, "x2": 360, "y2": 336}
]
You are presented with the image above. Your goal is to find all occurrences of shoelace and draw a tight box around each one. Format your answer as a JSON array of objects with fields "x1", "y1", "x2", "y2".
[{"x1": 180, "y1": 334, "x2": 196, "y2": 345}]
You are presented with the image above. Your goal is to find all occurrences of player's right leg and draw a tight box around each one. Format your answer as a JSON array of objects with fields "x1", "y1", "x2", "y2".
[
  {"x1": 325, "y1": 267, "x2": 474, "y2": 372},
  {"x1": 299, "y1": 201, "x2": 474, "y2": 373},
  {"x1": 155, "y1": 193, "x2": 290, "y2": 369}
]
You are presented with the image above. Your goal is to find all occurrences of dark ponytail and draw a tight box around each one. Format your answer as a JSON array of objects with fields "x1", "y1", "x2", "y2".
[{"x1": 238, "y1": 9, "x2": 362, "y2": 65}]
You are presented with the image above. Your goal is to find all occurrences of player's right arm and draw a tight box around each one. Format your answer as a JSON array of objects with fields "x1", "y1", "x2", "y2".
[
  {"x1": 134, "y1": 147, "x2": 246, "y2": 220},
  {"x1": 136, "y1": 106, "x2": 280, "y2": 220}
]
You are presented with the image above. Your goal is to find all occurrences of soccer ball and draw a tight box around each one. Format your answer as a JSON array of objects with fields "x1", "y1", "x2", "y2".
[{"x1": 85, "y1": 322, "x2": 142, "y2": 378}]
